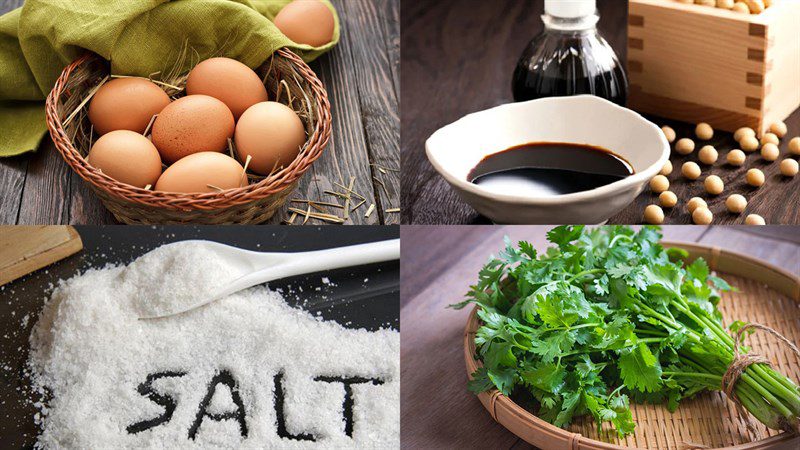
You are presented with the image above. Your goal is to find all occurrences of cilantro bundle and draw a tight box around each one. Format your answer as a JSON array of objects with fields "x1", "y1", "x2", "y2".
[{"x1": 453, "y1": 226, "x2": 800, "y2": 436}]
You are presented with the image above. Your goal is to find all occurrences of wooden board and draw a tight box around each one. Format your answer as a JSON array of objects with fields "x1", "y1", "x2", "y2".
[
  {"x1": 400, "y1": 225, "x2": 800, "y2": 450},
  {"x1": 0, "y1": 225, "x2": 82, "y2": 286},
  {"x1": 0, "y1": 0, "x2": 399, "y2": 225}
]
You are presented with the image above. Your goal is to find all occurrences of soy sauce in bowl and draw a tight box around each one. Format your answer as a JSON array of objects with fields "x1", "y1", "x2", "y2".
[{"x1": 467, "y1": 142, "x2": 633, "y2": 196}]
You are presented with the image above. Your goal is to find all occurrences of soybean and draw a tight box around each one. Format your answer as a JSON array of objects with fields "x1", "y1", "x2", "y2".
[
  {"x1": 692, "y1": 207, "x2": 714, "y2": 225},
  {"x1": 789, "y1": 137, "x2": 800, "y2": 155},
  {"x1": 661, "y1": 126, "x2": 676, "y2": 143},
  {"x1": 726, "y1": 149, "x2": 746, "y2": 166},
  {"x1": 725, "y1": 194, "x2": 747, "y2": 214},
  {"x1": 731, "y1": 1, "x2": 750, "y2": 13},
  {"x1": 660, "y1": 160, "x2": 673, "y2": 176},
  {"x1": 704, "y1": 175, "x2": 724, "y2": 195},
  {"x1": 744, "y1": 0, "x2": 765, "y2": 13},
  {"x1": 761, "y1": 133, "x2": 779, "y2": 146},
  {"x1": 687, "y1": 197, "x2": 707, "y2": 214},
  {"x1": 734, "y1": 127, "x2": 755, "y2": 142},
  {"x1": 644, "y1": 204, "x2": 665, "y2": 224},
  {"x1": 780, "y1": 158, "x2": 799, "y2": 177},
  {"x1": 695, "y1": 122, "x2": 714, "y2": 140},
  {"x1": 650, "y1": 175, "x2": 670, "y2": 193},
  {"x1": 746, "y1": 168, "x2": 765, "y2": 187},
  {"x1": 769, "y1": 121, "x2": 787, "y2": 138},
  {"x1": 745, "y1": 214, "x2": 766, "y2": 225},
  {"x1": 698, "y1": 145, "x2": 718, "y2": 165},
  {"x1": 659, "y1": 191, "x2": 678, "y2": 208},
  {"x1": 760, "y1": 143, "x2": 779, "y2": 162},
  {"x1": 682, "y1": 161, "x2": 702, "y2": 180},
  {"x1": 675, "y1": 138, "x2": 695, "y2": 155},
  {"x1": 740, "y1": 135, "x2": 760, "y2": 152}
]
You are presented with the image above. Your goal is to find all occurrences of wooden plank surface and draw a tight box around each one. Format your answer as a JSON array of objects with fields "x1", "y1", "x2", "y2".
[
  {"x1": 400, "y1": 0, "x2": 800, "y2": 225},
  {"x1": 0, "y1": 225, "x2": 82, "y2": 286},
  {"x1": 400, "y1": 225, "x2": 800, "y2": 450},
  {"x1": 0, "y1": 0, "x2": 398, "y2": 225}
]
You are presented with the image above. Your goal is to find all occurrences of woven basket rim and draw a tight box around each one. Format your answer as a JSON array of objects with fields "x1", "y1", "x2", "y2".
[
  {"x1": 45, "y1": 49, "x2": 332, "y2": 211},
  {"x1": 463, "y1": 241, "x2": 800, "y2": 450}
]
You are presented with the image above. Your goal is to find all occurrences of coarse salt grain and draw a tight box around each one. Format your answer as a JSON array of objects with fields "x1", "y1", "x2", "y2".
[{"x1": 27, "y1": 243, "x2": 400, "y2": 449}]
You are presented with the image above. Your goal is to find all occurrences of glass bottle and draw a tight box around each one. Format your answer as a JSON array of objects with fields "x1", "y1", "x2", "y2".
[{"x1": 512, "y1": 0, "x2": 628, "y2": 106}]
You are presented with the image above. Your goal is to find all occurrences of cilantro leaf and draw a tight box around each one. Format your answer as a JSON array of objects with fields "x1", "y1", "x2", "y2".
[
  {"x1": 619, "y1": 343, "x2": 662, "y2": 392},
  {"x1": 546, "y1": 225, "x2": 585, "y2": 248}
]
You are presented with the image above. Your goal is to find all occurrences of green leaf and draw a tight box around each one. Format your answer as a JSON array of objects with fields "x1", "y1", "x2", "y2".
[
  {"x1": 530, "y1": 332, "x2": 576, "y2": 363},
  {"x1": 554, "y1": 390, "x2": 582, "y2": 428},
  {"x1": 607, "y1": 262, "x2": 633, "y2": 279},
  {"x1": 468, "y1": 367, "x2": 516, "y2": 396},
  {"x1": 520, "y1": 362, "x2": 566, "y2": 394},
  {"x1": 482, "y1": 341, "x2": 517, "y2": 368},
  {"x1": 546, "y1": 225, "x2": 585, "y2": 248},
  {"x1": 467, "y1": 367, "x2": 494, "y2": 393},
  {"x1": 591, "y1": 274, "x2": 610, "y2": 296},
  {"x1": 487, "y1": 368, "x2": 516, "y2": 396},
  {"x1": 708, "y1": 275, "x2": 735, "y2": 292},
  {"x1": 618, "y1": 343, "x2": 662, "y2": 393},
  {"x1": 686, "y1": 258, "x2": 710, "y2": 281}
]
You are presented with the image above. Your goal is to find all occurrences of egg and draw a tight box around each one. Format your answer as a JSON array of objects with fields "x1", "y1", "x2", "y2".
[
  {"x1": 154, "y1": 152, "x2": 245, "y2": 193},
  {"x1": 88, "y1": 78, "x2": 171, "y2": 135},
  {"x1": 151, "y1": 95, "x2": 235, "y2": 164},
  {"x1": 87, "y1": 130, "x2": 162, "y2": 188},
  {"x1": 274, "y1": 0, "x2": 335, "y2": 47},
  {"x1": 234, "y1": 102, "x2": 306, "y2": 175},
  {"x1": 186, "y1": 58, "x2": 268, "y2": 120}
]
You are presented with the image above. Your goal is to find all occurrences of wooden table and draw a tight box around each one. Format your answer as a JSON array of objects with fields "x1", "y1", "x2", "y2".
[
  {"x1": 0, "y1": 0, "x2": 399, "y2": 225},
  {"x1": 401, "y1": 0, "x2": 800, "y2": 225},
  {"x1": 400, "y1": 225, "x2": 800, "y2": 450}
]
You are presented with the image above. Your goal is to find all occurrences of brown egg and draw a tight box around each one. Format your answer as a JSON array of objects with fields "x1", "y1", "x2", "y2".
[
  {"x1": 87, "y1": 130, "x2": 162, "y2": 188},
  {"x1": 186, "y1": 58, "x2": 268, "y2": 120},
  {"x1": 274, "y1": 0, "x2": 335, "y2": 47},
  {"x1": 234, "y1": 102, "x2": 306, "y2": 175},
  {"x1": 151, "y1": 95, "x2": 235, "y2": 164},
  {"x1": 154, "y1": 152, "x2": 245, "y2": 193},
  {"x1": 88, "y1": 78, "x2": 170, "y2": 135}
]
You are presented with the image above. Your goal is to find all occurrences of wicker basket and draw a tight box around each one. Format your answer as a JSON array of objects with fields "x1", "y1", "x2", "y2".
[
  {"x1": 464, "y1": 242, "x2": 800, "y2": 450},
  {"x1": 45, "y1": 49, "x2": 331, "y2": 224}
]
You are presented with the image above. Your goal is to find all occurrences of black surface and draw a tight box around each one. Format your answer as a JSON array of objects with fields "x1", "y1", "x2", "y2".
[{"x1": 0, "y1": 225, "x2": 400, "y2": 448}]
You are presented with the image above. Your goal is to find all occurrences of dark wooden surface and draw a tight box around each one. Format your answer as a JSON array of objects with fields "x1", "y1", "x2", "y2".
[
  {"x1": 0, "y1": 0, "x2": 399, "y2": 225},
  {"x1": 399, "y1": 225, "x2": 800, "y2": 450},
  {"x1": 400, "y1": 0, "x2": 800, "y2": 225}
]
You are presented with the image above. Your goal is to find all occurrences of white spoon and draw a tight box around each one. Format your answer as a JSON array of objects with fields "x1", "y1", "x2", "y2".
[{"x1": 137, "y1": 239, "x2": 400, "y2": 320}]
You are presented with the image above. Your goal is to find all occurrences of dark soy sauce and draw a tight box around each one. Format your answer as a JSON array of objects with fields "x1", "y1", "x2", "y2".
[
  {"x1": 468, "y1": 142, "x2": 633, "y2": 196},
  {"x1": 511, "y1": 3, "x2": 628, "y2": 106},
  {"x1": 512, "y1": 34, "x2": 628, "y2": 106}
]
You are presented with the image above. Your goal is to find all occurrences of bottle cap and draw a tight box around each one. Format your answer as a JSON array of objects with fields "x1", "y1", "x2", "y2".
[{"x1": 544, "y1": 0, "x2": 596, "y2": 18}]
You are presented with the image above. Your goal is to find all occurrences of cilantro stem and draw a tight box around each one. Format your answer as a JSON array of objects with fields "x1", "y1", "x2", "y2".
[
  {"x1": 633, "y1": 329, "x2": 668, "y2": 337},
  {"x1": 662, "y1": 371, "x2": 721, "y2": 381},
  {"x1": 608, "y1": 234, "x2": 633, "y2": 247},
  {"x1": 547, "y1": 323, "x2": 600, "y2": 332},
  {"x1": 567, "y1": 269, "x2": 604, "y2": 282}
]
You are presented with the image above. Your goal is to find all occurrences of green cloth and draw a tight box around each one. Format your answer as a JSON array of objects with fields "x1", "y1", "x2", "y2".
[{"x1": 0, "y1": 0, "x2": 339, "y2": 156}]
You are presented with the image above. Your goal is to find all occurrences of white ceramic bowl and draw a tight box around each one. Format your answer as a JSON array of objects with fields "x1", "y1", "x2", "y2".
[{"x1": 425, "y1": 95, "x2": 670, "y2": 224}]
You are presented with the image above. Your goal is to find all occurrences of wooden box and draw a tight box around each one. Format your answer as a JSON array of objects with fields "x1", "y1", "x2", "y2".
[{"x1": 627, "y1": 0, "x2": 800, "y2": 135}]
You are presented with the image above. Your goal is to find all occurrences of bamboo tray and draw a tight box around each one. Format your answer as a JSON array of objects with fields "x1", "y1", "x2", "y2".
[{"x1": 463, "y1": 242, "x2": 800, "y2": 450}]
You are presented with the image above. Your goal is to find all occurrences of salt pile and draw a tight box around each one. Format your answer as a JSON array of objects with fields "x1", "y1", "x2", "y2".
[
  {"x1": 27, "y1": 242, "x2": 400, "y2": 449},
  {"x1": 120, "y1": 241, "x2": 244, "y2": 317}
]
